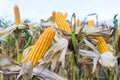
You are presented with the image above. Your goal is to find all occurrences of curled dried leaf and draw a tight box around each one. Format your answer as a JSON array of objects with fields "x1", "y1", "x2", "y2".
[
  {"x1": 84, "y1": 39, "x2": 100, "y2": 55},
  {"x1": 33, "y1": 65, "x2": 68, "y2": 80},
  {"x1": 99, "y1": 52, "x2": 116, "y2": 68},
  {"x1": 0, "y1": 54, "x2": 21, "y2": 71},
  {"x1": 0, "y1": 25, "x2": 17, "y2": 41},
  {"x1": 0, "y1": 24, "x2": 26, "y2": 41},
  {"x1": 17, "y1": 61, "x2": 33, "y2": 80},
  {"x1": 41, "y1": 38, "x2": 68, "y2": 67},
  {"x1": 76, "y1": 26, "x2": 101, "y2": 34},
  {"x1": 79, "y1": 49, "x2": 99, "y2": 73}
]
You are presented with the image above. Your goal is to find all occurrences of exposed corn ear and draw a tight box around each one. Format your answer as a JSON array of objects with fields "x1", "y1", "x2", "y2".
[
  {"x1": 88, "y1": 19, "x2": 94, "y2": 27},
  {"x1": 75, "y1": 19, "x2": 80, "y2": 27},
  {"x1": 64, "y1": 12, "x2": 68, "y2": 19},
  {"x1": 55, "y1": 12, "x2": 71, "y2": 33},
  {"x1": 29, "y1": 23, "x2": 34, "y2": 30},
  {"x1": 118, "y1": 28, "x2": 120, "y2": 36},
  {"x1": 52, "y1": 11, "x2": 56, "y2": 23},
  {"x1": 95, "y1": 36, "x2": 110, "y2": 54},
  {"x1": 14, "y1": 4, "x2": 21, "y2": 25},
  {"x1": 24, "y1": 27, "x2": 55, "y2": 67}
]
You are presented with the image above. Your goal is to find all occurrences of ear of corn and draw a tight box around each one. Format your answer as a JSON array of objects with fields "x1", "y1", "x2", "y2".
[
  {"x1": 88, "y1": 19, "x2": 94, "y2": 27},
  {"x1": 14, "y1": 4, "x2": 21, "y2": 25},
  {"x1": 64, "y1": 12, "x2": 68, "y2": 19},
  {"x1": 55, "y1": 12, "x2": 71, "y2": 33},
  {"x1": 75, "y1": 19, "x2": 80, "y2": 27},
  {"x1": 118, "y1": 28, "x2": 120, "y2": 36},
  {"x1": 52, "y1": 11, "x2": 56, "y2": 23},
  {"x1": 29, "y1": 23, "x2": 34, "y2": 30},
  {"x1": 95, "y1": 36, "x2": 110, "y2": 54},
  {"x1": 24, "y1": 27, "x2": 55, "y2": 67}
]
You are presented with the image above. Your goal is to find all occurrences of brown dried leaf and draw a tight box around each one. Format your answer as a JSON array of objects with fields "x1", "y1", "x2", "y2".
[
  {"x1": 0, "y1": 24, "x2": 27, "y2": 41},
  {"x1": 17, "y1": 61, "x2": 33, "y2": 80},
  {"x1": 0, "y1": 54, "x2": 21, "y2": 71}
]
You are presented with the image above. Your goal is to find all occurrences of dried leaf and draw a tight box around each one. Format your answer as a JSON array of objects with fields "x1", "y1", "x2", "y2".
[
  {"x1": 33, "y1": 65, "x2": 68, "y2": 80},
  {"x1": 17, "y1": 24, "x2": 27, "y2": 29},
  {"x1": 0, "y1": 28, "x2": 17, "y2": 41},
  {"x1": 76, "y1": 26, "x2": 102, "y2": 34},
  {"x1": 41, "y1": 38, "x2": 68, "y2": 64},
  {"x1": 55, "y1": 28, "x2": 71, "y2": 40},
  {"x1": 88, "y1": 28, "x2": 112, "y2": 37},
  {"x1": 79, "y1": 49, "x2": 98, "y2": 57},
  {"x1": 51, "y1": 54, "x2": 60, "y2": 71},
  {"x1": 79, "y1": 49, "x2": 99, "y2": 73},
  {"x1": 0, "y1": 54, "x2": 21, "y2": 71},
  {"x1": 99, "y1": 52, "x2": 116, "y2": 68},
  {"x1": 0, "y1": 25, "x2": 17, "y2": 34},
  {"x1": 22, "y1": 45, "x2": 33, "y2": 61},
  {"x1": 17, "y1": 61, "x2": 33, "y2": 80},
  {"x1": 92, "y1": 56, "x2": 99, "y2": 73},
  {"x1": 107, "y1": 44, "x2": 113, "y2": 52},
  {"x1": 40, "y1": 20, "x2": 54, "y2": 27},
  {"x1": 84, "y1": 39, "x2": 100, "y2": 55},
  {"x1": 0, "y1": 25, "x2": 26, "y2": 41}
]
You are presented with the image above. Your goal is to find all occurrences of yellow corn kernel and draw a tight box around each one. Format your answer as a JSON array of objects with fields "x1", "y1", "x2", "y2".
[
  {"x1": 75, "y1": 19, "x2": 80, "y2": 27},
  {"x1": 64, "y1": 12, "x2": 68, "y2": 19},
  {"x1": 95, "y1": 36, "x2": 110, "y2": 54},
  {"x1": 29, "y1": 23, "x2": 34, "y2": 30},
  {"x1": 14, "y1": 4, "x2": 21, "y2": 25},
  {"x1": 88, "y1": 19, "x2": 94, "y2": 27},
  {"x1": 52, "y1": 11, "x2": 56, "y2": 23},
  {"x1": 118, "y1": 28, "x2": 120, "y2": 36},
  {"x1": 24, "y1": 27, "x2": 55, "y2": 67},
  {"x1": 55, "y1": 12, "x2": 71, "y2": 33}
]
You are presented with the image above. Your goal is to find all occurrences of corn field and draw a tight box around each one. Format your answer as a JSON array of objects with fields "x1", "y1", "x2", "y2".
[{"x1": 0, "y1": 4, "x2": 120, "y2": 80}]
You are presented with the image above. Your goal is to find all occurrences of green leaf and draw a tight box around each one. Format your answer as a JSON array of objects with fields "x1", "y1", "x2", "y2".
[
  {"x1": 8, "y1": 39, "x2": 16, "y2": 47},
  {"x1": 114, "y1": 14, "x2": 118, "y2": 20},
  {"x1": 17, "y1": 53, "x2": 23, "y2": 63},
  {"x1": 24, "y1": 36, "x2": 32, "y2": 48},
  {"x1": 71, "y1": 29, "x2": 76, "y2": 48}
]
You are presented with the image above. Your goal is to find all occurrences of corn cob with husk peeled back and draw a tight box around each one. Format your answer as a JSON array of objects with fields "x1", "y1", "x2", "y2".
[
  {"x1": 88, "y1": 19, "x2": 94, "y2": 27},
  {"x1": 55, "y1": 12, "x2": 71, "y2": 33},
  {"x1": 75, "y1": 19, "x2": 80, "y2": 27},
  {"x1": 94, "y1": 36, "x2": 116, "y2": 67},
  {"x1": 29, "y1": 23, "x2": 34, "y2": 30},
  {"x1": 64, "y1": 12, "x2": 68, "y2": 19},
  {"x1": 52, "y1": 11, "x2": 56, "y2": 23},
  {"x1": 23, "y1": 27, "x2": 56, "y2": 67},
  {"x1": 118, "y1": 27, "x2": 120, "y2": 36},
  {"x1": 95, "y1": 36, "x2": 110, "y2": 54},
  {"x1": 14, "y1": 4, "x2": 21, "y2": 25}
]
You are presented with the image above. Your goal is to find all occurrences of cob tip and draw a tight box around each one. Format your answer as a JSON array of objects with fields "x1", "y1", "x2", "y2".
[
  {"x1": 14, "y1": 4, "x2": 21, "y2": 25},
  {"x1": 88, "y1": 19, "x2": 94, "y2": 27}
]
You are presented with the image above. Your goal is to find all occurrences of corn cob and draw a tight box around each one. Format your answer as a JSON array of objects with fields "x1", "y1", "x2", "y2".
[
  {"x1": 88, "y1": 19, "x2": 94, "y2": 27},
  {"x1": 55, "y1": 12, "x2": 71, "y2": 33},
  {"x1": 95, "y1": 36, "x2": 110, "y2": 54},
  {"x1": 29, "y1": 23, "x2": 34, "y2": 30},
  {"x1": 118, "y1": 28, "x2": 120, "y2": 36},
  {"x1": 75, "y1": 19, "x2": 80, "y2": 27},
  {"x1": 14, "y1": 4, "x2": 21, "y2": 25},
  {"x1": 64, "y1": 12, "x2": 68, "y2": 19},
  {"x1": 24, "y1": 27, "x2": 55, "y2": 67},
  {"x1": 52, "y1": 11, "x2": 56, "y2": 23}
]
